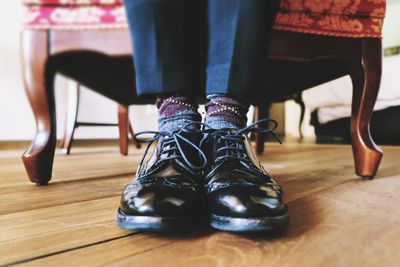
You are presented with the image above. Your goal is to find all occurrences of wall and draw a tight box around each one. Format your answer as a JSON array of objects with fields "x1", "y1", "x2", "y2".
[
  {"x1": 0, "y1": 1, "x2": 39, "y2": 141},
  {"x1": 383, "y1": 0, "x2": 400, "y2": 49}
]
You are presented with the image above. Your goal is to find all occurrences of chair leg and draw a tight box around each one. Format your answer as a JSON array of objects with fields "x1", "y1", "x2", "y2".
[
  {"x1": 255, "y1": 104, "x2": 270, "y2": 155},
  {"x1": 60, "y1": 83, "x2": 80, "y2": 154},
  {"x1": 349, "y1": 39, "x2": 383, "y2": 180},
  {"x1": 294, "y1": 93, "x2": 305, "y2": 140},
  {"x1": 21, "y1": 30, "x2": 57, "y2": 186},
  {"x1": 118, "y1": 105, "x2": 129, "y2": 156}
]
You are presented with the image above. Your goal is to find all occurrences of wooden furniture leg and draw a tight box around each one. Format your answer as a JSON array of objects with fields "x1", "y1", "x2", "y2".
[
  {"x1": 61, "y1": 85, "x2": 141, "y2": 155},
  {"x1": 21, "y1": 30, "x2": 57, "y2": 186},
  {"x1": 349, "y1": 39, "x2": 383, "y2": 179},
  {"x1": 255, "y1": 104, "x2": 271, "y2": 155},
  {"x1": 118, "y1": 105, "x2": 129, "y2": 156},
  {"x1": 60, "y1": 83, "x2": 80, "y2": 154},
  {"x1": 294, "y1": 93, "x2": 305, "y2": 140}
]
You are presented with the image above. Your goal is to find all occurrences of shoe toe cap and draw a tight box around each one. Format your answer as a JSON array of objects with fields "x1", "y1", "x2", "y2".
[
  {"x1": 120, "y1": 186, "x2": 198, "y2": 217},
  {"x1": 209, "y1": 185, "x2": 286, "y2": 217}
]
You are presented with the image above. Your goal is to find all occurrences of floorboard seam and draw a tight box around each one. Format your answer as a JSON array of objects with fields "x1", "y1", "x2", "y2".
[
  {"x1": 285, "y1": 177, "x2": 358, "y2": 204},
  {"x1": 1, "y1": 232, "x2": 140, "y2": 267},
  {"x1": 0, "y1": 194, "x2": 121, "y2": 217},
  {"x1": 1, "y1": 171, "x2": 133, "y2": 191},
  {"x1": 0, "y1": 173, "x2": 137, "y2": 216}
]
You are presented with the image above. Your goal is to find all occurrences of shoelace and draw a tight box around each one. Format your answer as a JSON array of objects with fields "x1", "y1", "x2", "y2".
[
  {"x1": 201, "y1": 118, "x2": 282, "y2": 168},
  {"x1": 134, "y1": 125, "x2": 208, "y2": 175}
]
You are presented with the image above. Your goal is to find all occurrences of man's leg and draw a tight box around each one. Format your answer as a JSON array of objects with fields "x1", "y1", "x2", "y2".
[
  {"x1": 203, "y1": 0, "x2": 289, "y2": 233},
  {"x1": 117, "y1": 0, "x2": 206, "y2": 232},
  {"x1": 125, "y1": 0, "x2": 205, "y2": 97},
  {"x1": 205, "y1": 0, "x2": 279, "y2": 129},
  {"x1": 125, "y1": 0, "x2": 206, "y2": 132}
]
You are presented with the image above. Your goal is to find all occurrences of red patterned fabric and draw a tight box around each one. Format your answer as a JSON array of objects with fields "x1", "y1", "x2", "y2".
[
  {"x1": 23, "y1": 0, "x2": 386, "y2": 38},
  {"x1": 25, "y1": 6, "x2": 127, "y2": 30},
  {"x1": 274, "y1": 0, "x2": 386, "y2": 38}
]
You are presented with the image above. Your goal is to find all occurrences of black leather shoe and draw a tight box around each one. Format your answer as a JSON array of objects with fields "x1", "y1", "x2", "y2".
[
  {"x1": 202, "y1": 119, "x2": 289, "y2": 232},
  {"x1": 116, "y1": 127, "x2": 207, "y2": 232}
]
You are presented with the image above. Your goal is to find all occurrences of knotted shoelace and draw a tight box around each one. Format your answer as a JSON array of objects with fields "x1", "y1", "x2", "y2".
[{"x1": 134, "y1": 118, "x2": 281, "y2": 176}]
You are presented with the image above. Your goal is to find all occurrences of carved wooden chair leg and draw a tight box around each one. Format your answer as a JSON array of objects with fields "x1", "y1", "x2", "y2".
[
  {"x1": 60, "y1": 83, "x2": 80, "y2": 154},
  {"x1": 118, "y1": 105, "x2": 129, "y2": 156},
  {"x1": 255, "y1": 104, "x2": 270, "y2": 155},
  {"x1": 349, "y1": 39, "x2": 383, "y2": 180},
  {"x1": 21, "y1": 30, "x2": 57, "y2": 186}
]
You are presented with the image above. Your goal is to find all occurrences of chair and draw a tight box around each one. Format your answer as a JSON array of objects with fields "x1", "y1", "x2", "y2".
[
  {"x1": 21, "y1": 0, "x2": 386, "y2": 185},
  {"x1": 59, "y1": 83, "x2": 140, "y2": 155}
]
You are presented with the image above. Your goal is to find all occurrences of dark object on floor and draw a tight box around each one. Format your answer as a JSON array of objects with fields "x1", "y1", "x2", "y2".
[{"x1": 311, "y1": 106, "x2": 400, "y2": 145}]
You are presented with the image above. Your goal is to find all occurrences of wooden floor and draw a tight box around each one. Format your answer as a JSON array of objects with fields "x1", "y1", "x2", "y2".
[{"x1": 0, "y1": 143, "x2": 399, "y2": 267}]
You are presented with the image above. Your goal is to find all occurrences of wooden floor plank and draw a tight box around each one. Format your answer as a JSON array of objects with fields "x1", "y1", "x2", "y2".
[
  {"x1": 0, "y1": 175, "x2": 131, "y2": 215},
  {"x1": 0, "y1": 145, "x2": 142, "y2": 215},
  {"x1": 73, "y1": 175, "x2": 399, "y2": 267},
  {"x1": 0, "y1": 148, "x2": 139, "y2": 187},
  {"x1": 0, "y1": 197, "x2": 123, "y2": 265},
  {"x1": 17, "y1": 233, "x2": 176, "y2": 267},
  {"x1": 0, "y1": 144, "x2": 398, "y2": 266}
]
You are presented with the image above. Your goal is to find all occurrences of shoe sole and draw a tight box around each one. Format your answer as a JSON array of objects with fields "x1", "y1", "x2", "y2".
[
  {"x1": 116, "y1": 209, "x2": 196, "y2": 232},
  {"x1": 210, "y1": 212, "x2": 290, "y2": 233}
]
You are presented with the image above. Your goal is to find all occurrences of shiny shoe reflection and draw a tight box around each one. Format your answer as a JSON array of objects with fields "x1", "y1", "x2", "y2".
[
  {"x1": 202, "y1": 119, "x2": 289, "y2": 232},
  {"x1": 116, "y1": 127, "x2": 207, "y2": 232}
]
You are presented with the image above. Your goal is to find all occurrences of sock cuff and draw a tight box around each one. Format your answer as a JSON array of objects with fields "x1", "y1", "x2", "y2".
[
  {"x1": 158, "y1": 113, "x2": 201, "y2": 132},
  {"x1": 205, "y1": 94, "x2": 249, "y2": 129},
  {"x1": 204, "y1": 116, "x2": 245, "y2": 129},
  {"x1": 156, "y1": 96, "x2": 198, "y2": 116},
  {"x1": 156, "y1": 96, "x2": 201, "y2": 132}
]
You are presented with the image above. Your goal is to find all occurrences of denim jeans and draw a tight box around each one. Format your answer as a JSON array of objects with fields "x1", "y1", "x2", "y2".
[{"x1": 124, "y1": 0, "x2": 279, "y2": 102}]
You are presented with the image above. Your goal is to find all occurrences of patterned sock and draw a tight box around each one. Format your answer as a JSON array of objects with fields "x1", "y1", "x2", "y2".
[
  {"x1": 205, "y1": 94, "x2": 250, "y2": 129},
  {"x1": 156, "y1": 96, "x2": 201, "y2": 132}
]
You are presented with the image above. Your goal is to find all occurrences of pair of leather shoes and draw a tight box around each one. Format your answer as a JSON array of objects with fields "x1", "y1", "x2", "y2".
[{"x1": 116, "y1": 120, "x2": 289, "y2": 233}]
